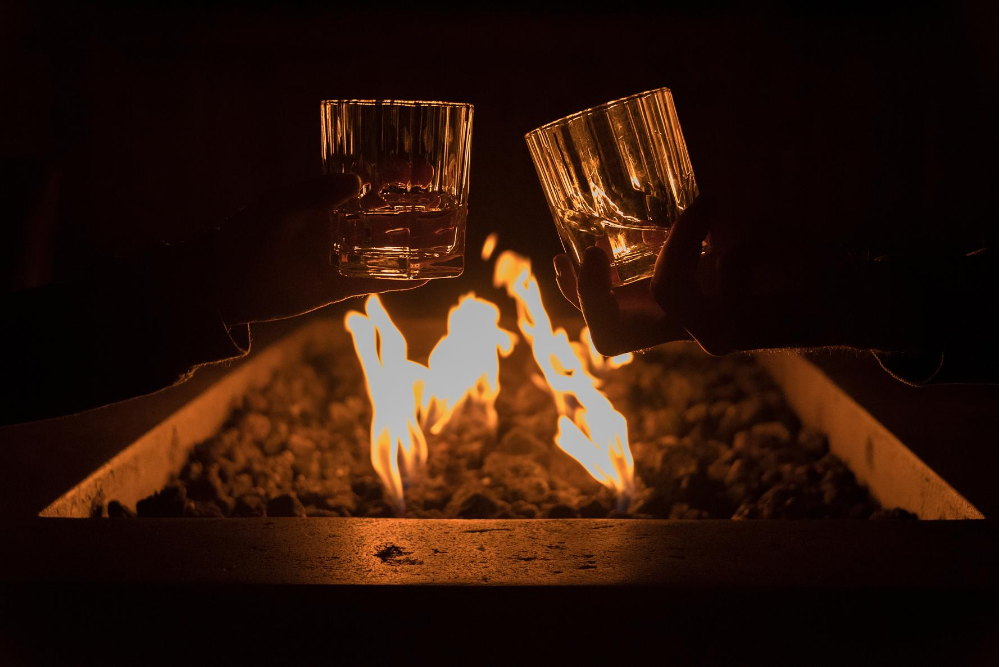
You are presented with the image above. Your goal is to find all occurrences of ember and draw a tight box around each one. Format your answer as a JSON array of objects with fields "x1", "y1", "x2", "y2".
[{"x1": 126, "y1": 246, "x2": 913, "y2": 521}]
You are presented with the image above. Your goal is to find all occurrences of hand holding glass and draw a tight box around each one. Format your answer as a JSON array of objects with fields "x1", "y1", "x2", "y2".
[{"x1": 526, "y1": 87, "x2": 698, "y2": 286}]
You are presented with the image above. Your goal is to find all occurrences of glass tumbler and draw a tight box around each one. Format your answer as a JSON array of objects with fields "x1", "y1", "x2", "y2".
[
  {"x1": 525, "y1": 87, "x2": 698, "y2": 286},
  {"x1": 321, "y1": 99, "x2": 473, "y2": 279}
]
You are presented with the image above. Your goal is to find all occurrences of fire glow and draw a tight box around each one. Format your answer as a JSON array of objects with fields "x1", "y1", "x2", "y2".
[
  {"x1": 493, "y1": 251, "x2": 635, "y2": 502},
  {"x1": 344, "y1": 244, "x2": 636, "y2": 512}
]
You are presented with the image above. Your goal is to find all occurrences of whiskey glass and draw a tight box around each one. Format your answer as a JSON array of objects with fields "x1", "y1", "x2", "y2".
[
  {"x1": 322, "y1": 99, "x2": 474, "y2": 279},
  {"x1": 526, "y1": 88, "x2": 697, "y2": 286}
]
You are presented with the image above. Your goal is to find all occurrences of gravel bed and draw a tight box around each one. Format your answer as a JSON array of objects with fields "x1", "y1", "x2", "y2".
[{"x1": 117, "y1": 340, "x2": 914, "y2": 520}]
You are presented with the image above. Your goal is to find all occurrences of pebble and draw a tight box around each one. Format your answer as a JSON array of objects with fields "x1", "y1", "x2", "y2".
[
  {"x1": 545, "y1": 504, "x2": 579, "y2": 519},
  {"x1": 456, "y1": 492, "x2": 500, "y2": 519},
  {"x1": 267, "y1": 493, "x2": 306, "y2": 518},
  {"x1": 233, "y1": 494, "x2": 267, "y2": 517},
  {"x1": 577, "y1": 498, "x2": 610, "y2": 518},
  {"x1": 107, "y1": 501, "x2": 136, "y2": 519},
  {"x1": 115, "y1": 345, "x2": 910, "y2": 522}
]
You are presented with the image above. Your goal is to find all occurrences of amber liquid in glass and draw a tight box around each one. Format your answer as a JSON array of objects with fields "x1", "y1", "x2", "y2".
[
  {"x1": 335, "y1": 191, "x2": 466, "y2": 279},
  {"x1": 559, "y1": 210, "x2": 670, "y2": 285}
]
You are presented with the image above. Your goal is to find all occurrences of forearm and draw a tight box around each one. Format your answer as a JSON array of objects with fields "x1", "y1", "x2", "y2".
[
  {"x1": 863, "y1": 249, "x2": 996, "y2": 385},
  {"x1": 0, "y1": 240, "x2": 249, "y2": 424}
]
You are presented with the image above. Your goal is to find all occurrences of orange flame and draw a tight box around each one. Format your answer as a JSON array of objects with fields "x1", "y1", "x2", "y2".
[
  {"x1": 344, "y1": 296, "x2": 428, "y2": 511},
  {"x1": 345, "y1": 293, "x2": 515, "y2": 511},
  {"x1": 576, "y1": 327, "x2": 634, "y2": 374},
  {"x1": 493, "y1": 251, "x2": 635, "y2": 500},
  {"x1": 422, "y1": 293, "x2": 517, "y2": 435},
  {"x1": 480, "y1": 233, "x2": 499, "y2": 261}
]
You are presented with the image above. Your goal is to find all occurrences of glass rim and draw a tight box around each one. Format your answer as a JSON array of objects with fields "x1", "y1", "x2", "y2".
[
  {"x1": 524, "y1": 86, "x2": 672, "y2": 139},
  {"x1": 321, "y1": 99, "x2": 473, "y2": 109}
]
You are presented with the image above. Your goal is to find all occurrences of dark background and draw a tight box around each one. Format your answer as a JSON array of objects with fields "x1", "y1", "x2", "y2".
[
  {"x1": 1, "y1": 1, "x2": 996, "y2": 319},
  {"x1": 0, "y1": 3, "x2": 996, "y2": 514}
]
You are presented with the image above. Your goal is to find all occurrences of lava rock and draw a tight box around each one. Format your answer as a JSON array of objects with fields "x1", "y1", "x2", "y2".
[
  {"x1": 457, "y1": 493, "x2": 500, "y2": 519},
  {"x1": 731, "y1": 502, "x2": 760, "y2": 520},
  {"x1": 496, "y1": 427, "x2": 550, "y2": 459},
  {"x1": 306, "y1": 508, "x2": 344, "y2": 517},
  {"x1": 481, "y1": 452, "x2": 550, "y2": 504},
  {"x1": 578, "y1": 498, "x2": 611, "y2": 518},
  {"x1": 669, "y1": 503, "x2": 710, "y2": 520},
  {"x1": 545, "y1": 504, "x2": 579, "y2": 519},
  {"x1": 240, "y1": 412, "x2": 272, "y2": 442},
  {"x1": 184, "y1": 501, "x2": 225, "y2": 518},
  {"x1": 136, "y1": 485, "x2": 192, "y2": 518},
  {"x1": 233, "y1": 494, "x2": 267, "y2": 517},
  {"x1": 657, "y1": 446, "x2": 699, "y2": 484},
  {"x1": 352, "y1": 477, "x2": 385, "y2": 503},
  {"x1": 511, "y1": 500, "x2": 538, "y2": 518},
  {"x1": 186, "y1": 463, "x2": 227, "y2": 503},
  {"x1": 363, "y1": 500, "x2": 396, "y2": 518},
  {"x1": 870, "y1": 508, "x2": 918, "y2": 521},
  {"x1": 798, "y1": 429, "x2": 830, "y2": 459},
  {"x1": 749, "y1": 421, "x2": 793, "y2": 448},
  {"x1": 632, "y1": 491, "x2": 673, "y2": 517},
  {"x1": 267, "y1": 494, "x2": 306, "y2": 517},
  {"x1": 641, "y1": 408, "x2": 684, "y2": 439},
  {"x1": 130, "y1": 340, "x2": 911, "y2": 524},
  {"x1": 106, "y1": 500, "x2": 136, "y2": 519}
]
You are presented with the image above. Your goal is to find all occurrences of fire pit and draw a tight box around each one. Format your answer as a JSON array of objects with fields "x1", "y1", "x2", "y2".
[
  {"x1": 5, "y1": 252, "x2": 992, "y2": 666},
  {"x1": 121, "y1": 328, "x2": 908, "y2": 523},
  {"x1": 42, "y1": 252, "x2": 979, "y2": 523}
]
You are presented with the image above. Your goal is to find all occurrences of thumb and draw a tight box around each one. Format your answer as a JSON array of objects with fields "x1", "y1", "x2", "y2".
[
  {"x1": 577, "y1": 245, "x2": 622, "y2": 330},
  {"x1": 650, "y1": 195, "x2": 712, "y2": 312}
]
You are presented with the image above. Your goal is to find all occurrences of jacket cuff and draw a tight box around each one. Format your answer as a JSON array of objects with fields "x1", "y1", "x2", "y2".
[
  {"x1": 136, "y1": 236, "x2": 251, "y2": 381},
  {"x1": 872, "y1": 350, "x2": 945, "y2": 387}
]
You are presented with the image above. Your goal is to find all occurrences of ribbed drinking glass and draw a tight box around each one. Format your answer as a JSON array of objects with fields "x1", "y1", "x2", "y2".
[
  {"x1": 322, "y1": 99, "x2": 474, "y2": 279},
  {"x1": 526, "y1": 88, "x2": 697, "y2": 286}
]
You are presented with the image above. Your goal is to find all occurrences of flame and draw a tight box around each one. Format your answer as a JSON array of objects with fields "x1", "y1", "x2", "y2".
[
  {"x1": 480, "y1": 233, "x2": 499, "y2": 260},
  {"x1": 346, "y1": 247, "x2": 636, "y2": 510},
  {"x1": 344, "y1": 296, "x2": 428, "y2": 511},
  {"x1": 421, "y1": 294, "x2": 516, "y2": 435},
  {"x1": 345, "y1": 293, "x2": 515, "y2": 512},
  {"x1": 577, "y1": 327, "x2": 634, "y2": 373},
  {"x1": 493, "y1": 251, "x2": 635, "y2": 501}
]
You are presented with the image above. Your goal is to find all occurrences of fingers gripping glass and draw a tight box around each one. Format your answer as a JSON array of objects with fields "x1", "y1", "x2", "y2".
[
  {"x1": 321, "y1": 99, "x2": 474, "y2": 279},
  {"x1": 526, "y1": 87, "x2": 698, "y2": 286}
]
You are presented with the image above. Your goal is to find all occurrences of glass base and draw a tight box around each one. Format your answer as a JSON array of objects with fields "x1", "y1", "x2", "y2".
[
  {"x1": 609, "y1": 238, "x2": 709, "y2": 286},
  {"x1": 337, "y1": 248, "x2": 465, "y2": 279},
  {"x1": 610, "y1": 250, "x2": 659, "y2": 286}
]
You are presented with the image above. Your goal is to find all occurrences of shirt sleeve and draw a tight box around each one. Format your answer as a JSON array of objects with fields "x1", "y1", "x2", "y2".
[
  {"x1": 871, "y1": 248, "x2": 996, "y2": 386},
  {"x1": 0, "y1": 236, "x2": 250, "y2": 425}
]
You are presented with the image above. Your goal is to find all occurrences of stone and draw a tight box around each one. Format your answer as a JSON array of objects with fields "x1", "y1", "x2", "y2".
[
  {"x1": 106, "y1": 501, "x2": 135, "y2": 519},
  {"x1": 798, "y1": 429, "x2": 830, "y2": 458},
  {"x1": 577, "y1": 498, "x2": 610, "y2": 519},
  {"x1": 544, "y1": 504, "x2": 578, "y2": 519},
  {"x1": 351, "y1": 477, "x2": 385, "y2": 502},
  {"x1": 870, "y1": 508, "x2": 918, "y2": 521},
  {"x1": 240, "y1": 412, "x2": 272, "y2": 442},
  {"x1": 456, "y1": 493, "x2": 500, "y2": 519},
  {"x1": 750, "y1": 421, "x2": 792, "y2": 446},
  {"x1": 232, "y1": 494, "x2": 267, "y2": 517},
  {"x1": 267, "y1": 493, "x2": 306, "y2": 517},
  {"x1": 136, "y1": 485, "x2": 191, "y2": 518},
  {"x1": 496, "y1": 427, "x2": 549, "y2": 459}
]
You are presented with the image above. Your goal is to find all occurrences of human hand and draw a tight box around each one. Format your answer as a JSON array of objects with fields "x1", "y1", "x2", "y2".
[
  {"x1": 649, "y1": 196, "x2": 897, "y2": 355},
  {"x1": 212, "y1": 174, "x2": 426, "y2": 326},
  {"x1": 556, "y1": 197, "x2": 918, "y2": 357},
  {"x1": 553, "y1": 249, "x2": 690, "y2": 357}
]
